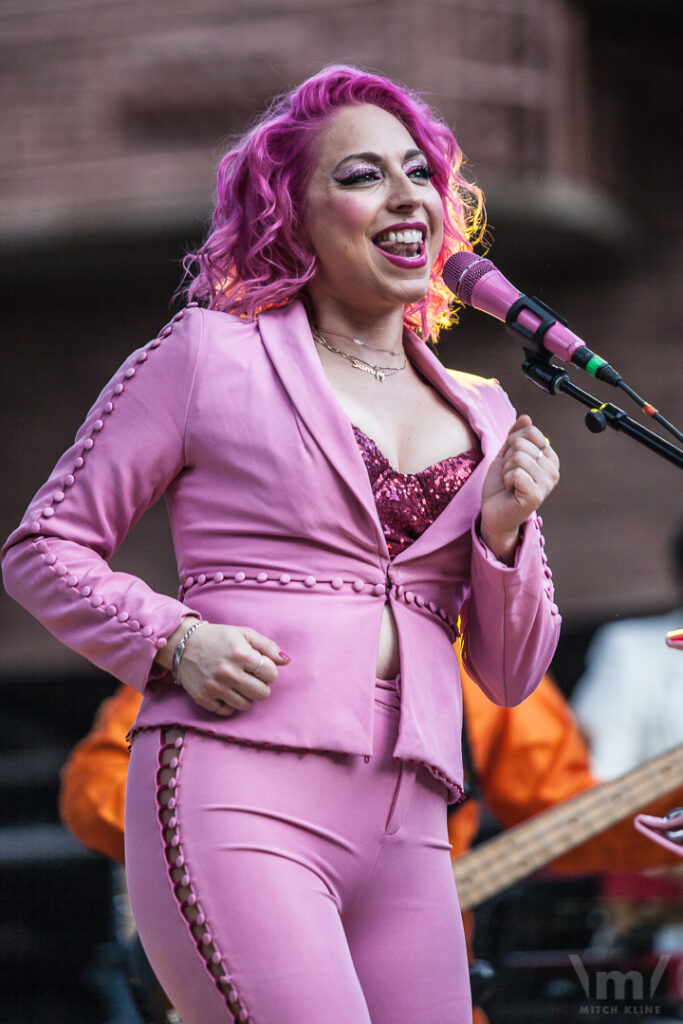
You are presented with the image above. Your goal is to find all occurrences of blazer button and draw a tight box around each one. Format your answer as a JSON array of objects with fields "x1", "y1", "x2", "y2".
[
  {"x1": 330, "y1": 577, "x2": 343, "y2": 590},
  {"x1": 257, "y1": 572, "x2": 269, "y2": 583},
  {"x1": 352, "y1": 580, "x2": 365, "y2": 592},
  {"x1": 234, "y1": 572, "x2": 246, "y2": 582},
  {"x1": 304, "y1": 575, "x2": 317, "y2": 587}
]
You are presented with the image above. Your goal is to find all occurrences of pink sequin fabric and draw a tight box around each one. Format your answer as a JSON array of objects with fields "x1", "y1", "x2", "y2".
[{"x1": 352, "y1": 425, "x2": 482, "y2": 559}]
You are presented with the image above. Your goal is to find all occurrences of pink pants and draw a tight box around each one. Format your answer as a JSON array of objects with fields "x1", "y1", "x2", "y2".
[{"x1": 125, "y1": 678, "x2": 471, "y2": 1023}]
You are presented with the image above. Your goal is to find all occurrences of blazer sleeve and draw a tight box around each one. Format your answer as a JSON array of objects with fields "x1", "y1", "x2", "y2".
[
  {"x1": 1, "y1": 307, "x2": 204, "y2": 691},
  {"x1": 459, "y1": 383, "x2": 561, "y2": 707}
]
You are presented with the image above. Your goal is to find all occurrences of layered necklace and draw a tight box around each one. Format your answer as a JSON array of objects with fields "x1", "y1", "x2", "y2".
[{"x1": 311, "y1": 326, "x2": 408, "y2": 383}]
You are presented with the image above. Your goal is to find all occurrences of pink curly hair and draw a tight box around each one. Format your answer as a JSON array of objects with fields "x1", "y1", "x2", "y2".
[{"x1": 184, "y1": 64, "x2": 486, "y2": 340}]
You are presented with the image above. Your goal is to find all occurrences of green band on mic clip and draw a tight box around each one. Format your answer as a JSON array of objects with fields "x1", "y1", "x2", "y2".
[{"x1": 585, "y1": 355, "x2": 607, "y2": 377}]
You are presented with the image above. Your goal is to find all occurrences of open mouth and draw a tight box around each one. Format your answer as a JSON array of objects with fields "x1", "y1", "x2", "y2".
[{"x1": 372, "y1": 226, "x2": 425, "y2": 260}]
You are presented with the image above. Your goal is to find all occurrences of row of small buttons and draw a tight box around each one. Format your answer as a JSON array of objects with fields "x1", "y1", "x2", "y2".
[
  {"x1": 29, "y1": 310, "x2": 197, "y2": 646},
  {"x1": 182, "y1": 570, "x2": 388, "y2": 597},
  {"x1": 180, "y1": 570, "x2": 459, "y2": 635},
  {"x1": 533, "y1": 515, "x2": 560, "y2": 618}
]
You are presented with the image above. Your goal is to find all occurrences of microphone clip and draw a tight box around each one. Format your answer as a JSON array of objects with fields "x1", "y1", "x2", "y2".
[{"x1": 504, "y1": 295, "x2": 567, "y2": 356}]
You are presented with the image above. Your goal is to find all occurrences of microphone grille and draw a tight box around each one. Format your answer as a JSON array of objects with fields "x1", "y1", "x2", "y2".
[{"x1": 443, "y1": 252, "x2": 495, "y2": 306}]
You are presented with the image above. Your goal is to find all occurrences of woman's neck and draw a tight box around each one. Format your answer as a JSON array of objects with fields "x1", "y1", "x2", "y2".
[{"x1": 306, "y1": 297, "x2": 406, "y2": 356}]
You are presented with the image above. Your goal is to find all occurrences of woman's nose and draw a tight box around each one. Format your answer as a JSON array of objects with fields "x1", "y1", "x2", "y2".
[{"x1": 387, "y1": 177, "x2": 422, "y2": 212}]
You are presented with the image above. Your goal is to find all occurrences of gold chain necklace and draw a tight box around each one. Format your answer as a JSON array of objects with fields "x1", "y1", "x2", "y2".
[
  {"x1": 311, "y1": 328, "x2": 407, "y2": 383},
  {"x1": 311, "y1": 324, "x2": 402, "y2": 359}
]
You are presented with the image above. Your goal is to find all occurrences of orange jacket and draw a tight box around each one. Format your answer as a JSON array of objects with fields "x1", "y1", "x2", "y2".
[
  {"x1": 61, "y1": 665, "x2": 682, "y2": 871},
  {"x1": 448, "y1": 661, "x2": 682, "y2": 873}
]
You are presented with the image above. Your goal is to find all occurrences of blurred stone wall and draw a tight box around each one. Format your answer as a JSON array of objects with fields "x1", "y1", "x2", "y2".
[
  {"x1": 1, "y1": 0, "x2": 590, "y2": 241},
  {"x1": 1, "y1": 0, "x2": 681, "y2": 681}
]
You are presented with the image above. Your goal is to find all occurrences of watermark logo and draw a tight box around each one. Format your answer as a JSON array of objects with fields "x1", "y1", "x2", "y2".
[{"x1": 569, "y1": 953, "x2": 670, "y2": 1015}]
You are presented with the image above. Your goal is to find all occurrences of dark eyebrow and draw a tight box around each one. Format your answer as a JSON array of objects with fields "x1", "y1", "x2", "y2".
[{"x1": 332, "y1": 148, "x2": 426, "y2": 175}]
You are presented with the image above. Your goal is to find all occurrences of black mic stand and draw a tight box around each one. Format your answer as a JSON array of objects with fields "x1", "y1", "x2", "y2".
[{"x1": 521, "y1": 352, "x2": 683, "y2": 470}]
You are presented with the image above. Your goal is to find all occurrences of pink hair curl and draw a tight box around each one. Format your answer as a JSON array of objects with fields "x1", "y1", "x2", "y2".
[{"x1": 184, "y1": 65, "x2": 486, "y2": 340}]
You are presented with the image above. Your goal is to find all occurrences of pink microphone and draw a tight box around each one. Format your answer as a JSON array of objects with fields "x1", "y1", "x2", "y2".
[{"x1": 443, "y1": 252, "x2": 621, "y2": 385}]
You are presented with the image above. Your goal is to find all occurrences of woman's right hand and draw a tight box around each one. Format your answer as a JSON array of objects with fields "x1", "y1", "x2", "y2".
[{"x1": 158, "y1": 618, "x2": 291, "y2": 716}]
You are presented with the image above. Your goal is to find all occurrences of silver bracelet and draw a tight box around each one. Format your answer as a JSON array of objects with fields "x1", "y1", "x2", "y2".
[{"x1": 171, "y1": 619, "x2": 208, "y2": 686}]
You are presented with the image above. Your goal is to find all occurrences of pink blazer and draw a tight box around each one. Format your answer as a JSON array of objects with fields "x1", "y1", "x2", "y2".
[{"x1": 2, "y1": 300, "x2": 560, "y2": 800}]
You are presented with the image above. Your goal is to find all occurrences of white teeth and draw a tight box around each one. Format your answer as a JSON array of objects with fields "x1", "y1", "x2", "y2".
[{"x1": 375, "y1": 227, "x2": 423, "y2": 245}]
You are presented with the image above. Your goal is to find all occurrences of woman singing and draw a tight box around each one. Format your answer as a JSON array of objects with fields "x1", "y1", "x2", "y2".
[{"x1": 2, "y1": 65, "x2": 561, "y2": 1023}]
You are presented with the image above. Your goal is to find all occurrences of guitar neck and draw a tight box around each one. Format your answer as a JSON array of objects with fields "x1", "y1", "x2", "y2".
[{"x1": 452, "y1": 743, "x2": 683, "y2": 912}]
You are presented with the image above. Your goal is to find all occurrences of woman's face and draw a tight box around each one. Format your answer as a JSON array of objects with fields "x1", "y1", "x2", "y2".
[{"x1": 304, "y1": 103, "x2": 444, "y2": 321}]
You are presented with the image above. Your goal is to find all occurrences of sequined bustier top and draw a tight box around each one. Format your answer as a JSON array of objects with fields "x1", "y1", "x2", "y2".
[{"x1": 352, "y1": 426, "x2": 482, "y2": 559}]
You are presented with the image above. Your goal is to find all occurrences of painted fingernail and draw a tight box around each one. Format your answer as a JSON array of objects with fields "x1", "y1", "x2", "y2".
[{"x1": 278, "y1": 651, "x2": 291, "y2": 660}]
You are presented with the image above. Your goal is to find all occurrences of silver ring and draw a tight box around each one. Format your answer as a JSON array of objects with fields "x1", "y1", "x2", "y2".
[
  {"x1": 535, "y1": 439, "x2": 550, "y2": 461},
  {"x1": 250, "y1": 653, "x2": 265, "y2": 676}
]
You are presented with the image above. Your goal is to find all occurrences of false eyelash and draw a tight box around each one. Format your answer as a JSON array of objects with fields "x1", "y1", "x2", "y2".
[
  {"x1": 334, "y1": 171, "x2": 381, "y2": 186},
  {"x1": 405, "y1": 164, "x2": 436, "y2": 179}
]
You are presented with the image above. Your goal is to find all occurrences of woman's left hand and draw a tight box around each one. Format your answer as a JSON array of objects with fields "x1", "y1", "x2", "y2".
[{"x1": 479, "y1": 414, "x2": 560, "y2": 565}]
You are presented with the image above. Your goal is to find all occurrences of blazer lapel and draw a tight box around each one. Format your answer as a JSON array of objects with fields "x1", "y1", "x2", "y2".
[
  {"x1": 258, "y1": 303, "x2": 509, "y2": 565},
  {"x1": 257, "y1": 302, "x2": 388, "y2": 554}
]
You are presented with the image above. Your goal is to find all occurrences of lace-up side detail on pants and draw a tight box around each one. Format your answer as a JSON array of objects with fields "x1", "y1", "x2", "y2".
[
  {"x1": 126, "y1": 687, "x2": 472, "y2": 1024},
  {"x1": 157, "y1": 727, "x2": 251, "y2": 1022}
]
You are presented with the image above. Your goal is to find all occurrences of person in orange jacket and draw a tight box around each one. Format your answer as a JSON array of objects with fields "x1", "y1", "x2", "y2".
[{"x1": 448, "y1": 660, "x2": 682, "y2": 873}]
